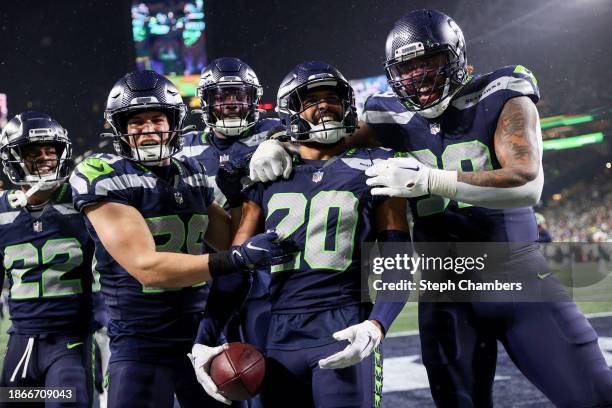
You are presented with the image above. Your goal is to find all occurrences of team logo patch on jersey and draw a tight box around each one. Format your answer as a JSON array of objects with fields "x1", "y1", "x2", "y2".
[
  {"x1": 312, "y1": 170, "x2": 324, "y2": 183},
  {"x1": 429, "y1": 122, "x2": 441, "y2": 135}
]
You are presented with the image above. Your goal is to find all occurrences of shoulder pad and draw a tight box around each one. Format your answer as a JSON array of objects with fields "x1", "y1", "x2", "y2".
[
  {"x1": 452, "y1": 65, "x2": 539, "y2": 111},
  {"x1": 75, "y1": 155, "x2": 118, "y2": 183}
]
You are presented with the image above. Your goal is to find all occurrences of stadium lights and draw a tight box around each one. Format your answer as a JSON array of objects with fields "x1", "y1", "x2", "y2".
[
  {"x1": 540, "y1": 114, "x2": 594, "y2": 129},
  {"x1": 542, "y1": 132, "x2": 604, "y2": 151}
]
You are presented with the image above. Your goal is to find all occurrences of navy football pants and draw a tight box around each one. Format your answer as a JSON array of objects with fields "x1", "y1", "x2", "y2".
[
  {"x1": 0, "y1": 333, "x2": 93, "y2": 407},
  {"x1": 420, "y1": 300, "x2": 612, "y2": 407},
  {"x1": 107, "y1": 357, "x2": 230, "y2": 408},
  {"x1": 261, "y1": 341, "x2": 382, "y2": 408}
]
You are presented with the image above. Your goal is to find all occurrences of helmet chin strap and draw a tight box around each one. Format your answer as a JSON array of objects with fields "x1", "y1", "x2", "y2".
[
  {"x1": 214, "y1": 117, "x2": 250, "y2": 137},
  {"x1": 416, "y1": 78, "x2": 458, "y2": 119},
  {"x1": 302, "y1": 120, "x2": 350, "y2": 144},
  {"x1": 418, "y1": 95, "x2": 452, "y2": 119},
  {"x1": 9, "y1": 177, "x2": 59, "y2": 208},
  {"x1": 131, "y1": 144, "x2": 171, "y2": 165}
]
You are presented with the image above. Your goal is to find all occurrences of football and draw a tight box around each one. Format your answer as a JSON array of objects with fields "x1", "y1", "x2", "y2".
[{"x1": 209, "y1": 343, "x2": 266, "y2": 401}]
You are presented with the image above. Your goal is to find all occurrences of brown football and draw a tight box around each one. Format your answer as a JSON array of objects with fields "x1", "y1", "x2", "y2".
[{"x1": 209, "y1": 343, "x2": 266, "y2": 401}]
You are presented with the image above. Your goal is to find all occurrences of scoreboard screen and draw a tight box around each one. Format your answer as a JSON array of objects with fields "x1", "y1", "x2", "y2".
[{"x1": 131, "y1": 0, "x2": 207, "y2": 96}]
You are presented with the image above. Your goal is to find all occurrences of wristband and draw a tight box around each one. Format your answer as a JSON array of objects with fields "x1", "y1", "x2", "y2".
[
  {"x1": 208, "y1": 251, "x2": 240, "y2": 278},
  {"x1": 428, "y1": 168, "x2": 457, "y2": 197}
]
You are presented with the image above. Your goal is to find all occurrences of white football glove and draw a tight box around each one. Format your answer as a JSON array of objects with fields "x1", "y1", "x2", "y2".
[
  {"x1": 249, "y1": 139, "x2": 293, "y2": 182},
  {"x1": 188, "y1": 343, "x2": 231, "y2": 405},
  {"x1": 318, "y1": 320, "x2": 383, "y2": 370},
  {"x1": 365, "y1": 156, "x2": 431, "y2": 198}
]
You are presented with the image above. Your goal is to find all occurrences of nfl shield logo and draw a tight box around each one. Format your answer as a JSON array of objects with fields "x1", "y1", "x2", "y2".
[
  {"x1": 312, "y1": 170, "x2": 324, "y2": 183},
  {"x1": 174, "y1": 191, "x2": 184, "y2": 205},
  {"x1": 430, "y1": 122, "x2": 441, "y2": 135},
  {"x1": 33, "y1": 220, "x2": 43, "y2": 233}
]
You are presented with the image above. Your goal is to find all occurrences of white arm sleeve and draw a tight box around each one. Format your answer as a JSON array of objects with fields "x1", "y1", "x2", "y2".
[
  {"x1": 429, "y1": 126, "x2": 544, "y2": 209},
  {"x1": 452, "y1": 168, "x2": 543, "y2": 209}
]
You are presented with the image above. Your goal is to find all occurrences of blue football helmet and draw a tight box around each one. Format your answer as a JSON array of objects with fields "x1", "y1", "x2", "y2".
[
  {"x1": 0, "y1": 111, "x2": 72, "y2": 189},
  {"x1": 104, "y1": 70, "x2": 187, "y2": 163},
  {"x1": 384, "y1": 9, "x2": 468, "y2": 118},
  {"x1": 197, "y1": 57, "x2": 263, "y2": 137},
  {"x1": 276, "y1": 61, "x2": 357, "y2": 144}
]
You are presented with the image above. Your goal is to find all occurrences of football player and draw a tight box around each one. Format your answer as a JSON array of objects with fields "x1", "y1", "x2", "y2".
[
  {"x1": 199, "y1": 61, "x2": 410, "y2": 407},
  {"x1": 69, "y1": 70, "x2": 294, "y2": 407},
  {"x1": 247, "y1": 10, "x2": 612, "y2": 407},
  {"x1": 0, "y1": 112, "x2": 94, "y2": 406},
  {"x1": 179, "y1": 57, "x2": 281, "y2": 353}
]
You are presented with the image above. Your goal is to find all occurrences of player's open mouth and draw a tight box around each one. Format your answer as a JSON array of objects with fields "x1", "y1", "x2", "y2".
[
  {"x1": 316, "y1": 115, "x2": 338, "y2": 125},
  {"x1": 418, "y1": 88, "x2": 441, "y2": 105},
  {"x1": 37, "y1": 166, "x2": 54, "y2": 175},
  {"x1": 140, "y1": 139, "x2": 161, "y2": 146}
]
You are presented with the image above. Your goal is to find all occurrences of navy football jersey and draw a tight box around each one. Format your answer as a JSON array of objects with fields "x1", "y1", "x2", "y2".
[
  {"x1": 0, "y1": 183, "x2": 93, "y2": 335},
  {"x1": 69, "y1": 153, "x2": 214, "y2": 361},
  {"x1": 178, "y1": 118, "x2": 280, "y2": 298},
  {"x1": 178, "y1": 118, "x2": 281, "y2": 207},
  {"x1": 363, "y1": 65, "x2": 540, "y2": 243},
  {"x1": 245, "y1": 147, "x2": 393, "y2": 313}
]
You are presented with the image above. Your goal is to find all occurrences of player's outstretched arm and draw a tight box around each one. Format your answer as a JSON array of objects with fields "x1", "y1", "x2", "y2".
[
  {"x1": 85, "y1": 201, "x2": 213, "y2": 288},
  {"x1": 84, "y1": 201, "x2": 294, "y2": 288},
  {"x1": 366, "y1": 97, "x2": 543, "y2": 209},
  {"x1": 319, "y1": 197, "x2": 410, "y2": 370}
]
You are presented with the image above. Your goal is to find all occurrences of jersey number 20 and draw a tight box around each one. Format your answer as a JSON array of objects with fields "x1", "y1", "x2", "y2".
[{"x1": 267, "y1": 191, "x2": 359, "y2": 273}]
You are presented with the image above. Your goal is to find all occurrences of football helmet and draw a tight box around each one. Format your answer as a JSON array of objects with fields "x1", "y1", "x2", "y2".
[
  {"x1": 384, "y1": 9, "x2": 468, "y2": 118},
  {"x1": 104, "y1": 70, "x2": 187, "y2": 164},
  {"x1": 0, "y1": 111, "x2": 72, "y2": 190},
  {"x1": 276, "y1": 61, "x2": 357, "y2": 144},
  {"x1": 197, "y1": 57, "x2": 263, "y2": 137}
]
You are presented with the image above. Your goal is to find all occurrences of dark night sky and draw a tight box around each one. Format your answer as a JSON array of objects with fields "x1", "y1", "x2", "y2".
[{"x1": 0, "y1": 0, "x2": 611, "y2": 155}]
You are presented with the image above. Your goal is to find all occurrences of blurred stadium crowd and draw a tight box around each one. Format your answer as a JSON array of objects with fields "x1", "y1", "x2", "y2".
[{"x1": 538, "y1": 167, "x2": 611, "y2": 242}]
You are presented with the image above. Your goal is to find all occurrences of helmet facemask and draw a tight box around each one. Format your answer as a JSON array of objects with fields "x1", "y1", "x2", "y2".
[
  {"x1": 386, "y1": 48, "x2": 466, "y2": 118},
  {"x1": 104, "y1": 71, "x2": 188, "y2": 165},
  {"x1": 198, "y1": 83, "x2": 261, "y2": 137},
  {"x1": 106, "y1": 105, "x2": 187, "y2": 165},
  {"x1": 279, "y1": 82, "x2": 357, "y2": 144},
  {"x1": 3, "y1": 141, "x2": 72, "y2": 191},
  {"x1": 116, "y1": 130, "x2": 182, "y2": 164}
]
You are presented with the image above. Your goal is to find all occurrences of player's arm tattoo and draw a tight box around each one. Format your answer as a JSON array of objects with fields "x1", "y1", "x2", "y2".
[{"x1": 457, "y1": 96, "x2": 541, "y2": 187}]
